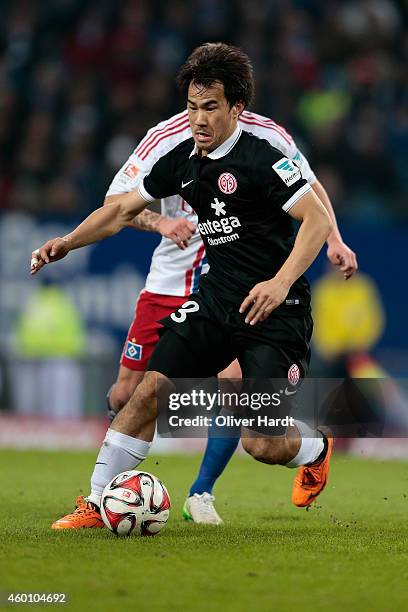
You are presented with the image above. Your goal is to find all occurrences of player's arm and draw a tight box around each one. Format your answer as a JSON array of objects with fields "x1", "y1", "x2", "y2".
[
  {"x1": 103, "y1": 195, "x2": 196, "y2": 251},
  {"x1": 30, "y1": 190, "x2": 149, "y2": 274},
  {"x1": 240, "y1": 190, "x2": 332, "y2": 325},
  {"x1": 277, "y1": 189, "x2": 333, "y2": 286},
  {"x1": 287, "y1": 142, "x2": 357, "y2": 279},
  {"x1": 311, "y1": 180, "x2": 357, "y2": 279}
]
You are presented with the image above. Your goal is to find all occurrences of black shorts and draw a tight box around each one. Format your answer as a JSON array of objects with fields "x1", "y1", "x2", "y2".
[
  {"x1": 147, "y1": 285, "x2": 313, "y2": 383},
  {"x1": 148, "y1": 288, "x2": 312, "y2": 436}
]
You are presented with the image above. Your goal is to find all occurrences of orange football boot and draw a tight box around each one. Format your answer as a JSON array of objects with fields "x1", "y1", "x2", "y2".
[
  {"x1": 292, "y1": 433, "x2": 334, "y2": 508},
  {"x1": 52, "y1": 496, "x2": 104, "y2": 529}
]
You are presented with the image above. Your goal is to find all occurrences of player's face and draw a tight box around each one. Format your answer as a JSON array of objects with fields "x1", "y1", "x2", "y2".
[{"x1": 187, "y1": 81, "x2": 244, "y2": 155}]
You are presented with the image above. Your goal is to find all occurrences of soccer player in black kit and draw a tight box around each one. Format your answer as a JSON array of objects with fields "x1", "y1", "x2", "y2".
[{"x1": 31, "y1": 43, "x2": 335, "y2": 529}]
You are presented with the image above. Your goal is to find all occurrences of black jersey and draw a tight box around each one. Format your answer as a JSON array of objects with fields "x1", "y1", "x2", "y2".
[{"x1": 140, "y1": 126, "x2": 312, "y2": 311}]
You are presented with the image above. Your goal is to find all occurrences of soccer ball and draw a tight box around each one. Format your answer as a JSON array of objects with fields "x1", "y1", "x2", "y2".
[{"x1": 100, "y1": 470, "x2": 171, "y2": 537}]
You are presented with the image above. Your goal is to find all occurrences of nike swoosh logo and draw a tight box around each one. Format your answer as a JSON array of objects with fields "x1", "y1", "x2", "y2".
[
  {"x1": 182, "y1": 179, "x2": 194, "y2": 188},
  {"x1": 95, "y1": 462, "x2": 107, "y2": 465},
  {"x1": 284, "y1": 388, "x2": 297, "y2": 396}
]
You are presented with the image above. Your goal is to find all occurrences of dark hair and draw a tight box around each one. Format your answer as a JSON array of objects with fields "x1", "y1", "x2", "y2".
[{"x1": 176, "y1": 42, "x2": 254, "y2": 109}]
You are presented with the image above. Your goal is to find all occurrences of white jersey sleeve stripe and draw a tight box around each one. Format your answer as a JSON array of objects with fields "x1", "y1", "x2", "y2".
[
  {"x1": 282, "y1": 184, "x2": 311, "y2": 212},
  {"x1": 138, "y1": 183, "x2": 156, "y2": 203}
]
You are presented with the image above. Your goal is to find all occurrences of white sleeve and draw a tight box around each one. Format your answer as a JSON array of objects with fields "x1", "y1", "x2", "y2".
[
  {"x1": 106, "y1": 112, "x2": 191, "y2": 197},
  {"x1": 106, "y1": 153, "x2": 148, "y2": 196}
]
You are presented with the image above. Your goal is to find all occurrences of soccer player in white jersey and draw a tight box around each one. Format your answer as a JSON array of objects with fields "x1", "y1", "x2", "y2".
[{"x1": 100, "y1": 109, "x2": 357, "y2": 525}]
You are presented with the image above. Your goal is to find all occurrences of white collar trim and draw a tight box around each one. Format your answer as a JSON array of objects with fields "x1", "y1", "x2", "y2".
[{"x1": 189, "y1": 125, "x2": 242, "y2": 159}]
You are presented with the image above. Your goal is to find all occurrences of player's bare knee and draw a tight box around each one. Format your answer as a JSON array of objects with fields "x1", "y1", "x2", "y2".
[
  {"x1": 130, "y1": 371, "x2": 171, "y2": 412},
  {"x1": 110, "y1": 369, "x2": 145, "y2": 412},
  {"x1": 112, "y1": 383, "x2": 134, "y2": 411},
  {"x1": 113, "y1": 372, "x2": 166, "y2": 436}
]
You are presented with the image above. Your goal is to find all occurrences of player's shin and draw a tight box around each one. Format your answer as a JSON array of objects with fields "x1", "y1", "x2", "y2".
[
  {"x1": 88, "y1": 429, "x2": 151, "y2": 506},
  {"x1": 189, "y1": 408, "x2": 240, "y2": 496}
]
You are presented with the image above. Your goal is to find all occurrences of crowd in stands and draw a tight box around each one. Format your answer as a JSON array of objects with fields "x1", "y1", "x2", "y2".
[{"x1": 0, "y1": 0, "x2": 406, "y2": 220}]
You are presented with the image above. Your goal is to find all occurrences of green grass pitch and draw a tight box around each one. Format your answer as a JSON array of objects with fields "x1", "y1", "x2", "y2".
[{"x1": 1, "y1": 449, "x2": 408, "y2": 611}]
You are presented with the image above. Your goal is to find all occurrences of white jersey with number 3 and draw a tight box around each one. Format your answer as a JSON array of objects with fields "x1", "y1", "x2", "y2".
[{"x1": 107, "y1": 110, "x2": 316, "y2": 297}]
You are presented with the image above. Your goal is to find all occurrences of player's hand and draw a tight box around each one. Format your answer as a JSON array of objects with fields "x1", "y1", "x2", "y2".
[
  {"x1": 157, "y1": 217, "x2": 196, "y2": 250},
  {"x1": 239, "y1": 278, "x2": 290, "y2": 325},
  {"x1": 30, "y1": 237, "x2": 71, "y2": 275},
  {"x1": 327, "y1": 238, "x2": 358, "y2": 280}
]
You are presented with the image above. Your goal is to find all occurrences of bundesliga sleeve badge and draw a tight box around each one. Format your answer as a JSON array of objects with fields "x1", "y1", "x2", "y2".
[
  {"x1": 117, "y1": 163, "x2": 140, "y2": 187},
  {"x1": 272, "y1": 157, "x2": 301, "y2": 186}
]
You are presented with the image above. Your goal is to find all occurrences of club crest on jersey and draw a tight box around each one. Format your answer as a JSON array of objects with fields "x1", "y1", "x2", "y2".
[
  {"x1": 218, "y1": 172, "x2": 237, "y2": 194},
  {"x1": 272, "y1": 157, "x2": 301, "y2": 186},
  {"x1": 288, "y1": 363, "x2": 300, "y2": 386},
  {"x1": 125, "y1": 340, "x2": 142, "y2": 361}
]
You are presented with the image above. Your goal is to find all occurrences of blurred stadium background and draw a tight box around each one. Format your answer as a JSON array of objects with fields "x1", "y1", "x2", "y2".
[{"x1": 0, "y1": 0, "x2": 407, "y2": 453}]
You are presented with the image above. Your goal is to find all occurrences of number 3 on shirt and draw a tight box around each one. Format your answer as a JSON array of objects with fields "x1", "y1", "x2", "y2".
[{"x1": 170, "y1": 300, "x2": 200, "y2": 323}]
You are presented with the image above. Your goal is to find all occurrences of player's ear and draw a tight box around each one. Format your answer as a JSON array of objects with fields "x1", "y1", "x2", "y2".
[{"x1": 232, "y1": 100, "x2": 245, "y2": 119}]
